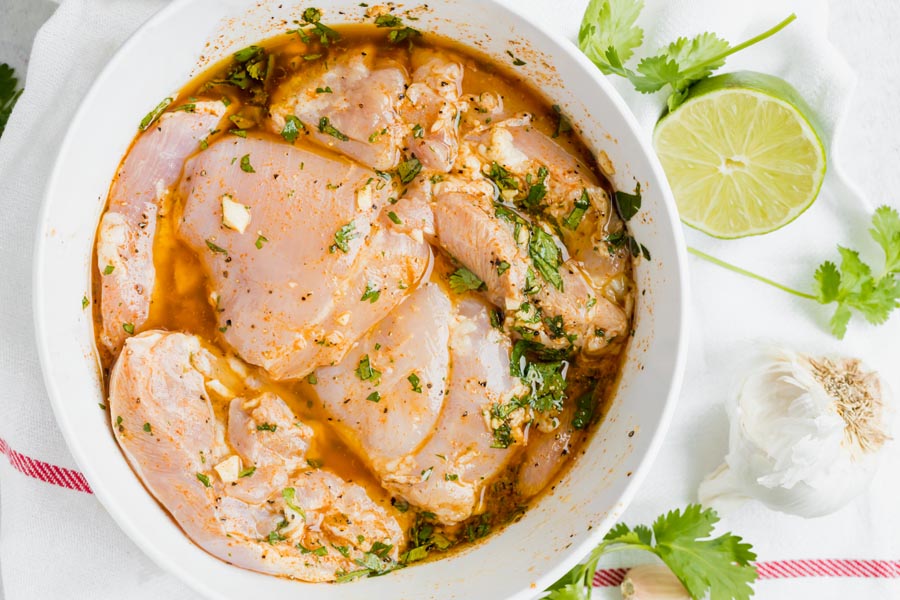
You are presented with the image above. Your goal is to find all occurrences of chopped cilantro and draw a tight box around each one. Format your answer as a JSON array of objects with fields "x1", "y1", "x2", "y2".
[
  {"x1": 522, "y1": 166, "x2": 549, "y2": 209},
  {"x1": 564, "y1": 188, "x2": 592, "y2": 230},
  {"x1": 318, "y1": 116, "x2": 349, "y2": 141},
  {"x1": 355, "y1": 355, "x2": 381, "y2": 382},
  {"x1": 572, "y1": 390, "x2": 596, "y2": 430},
  {"x1": 374, "y1": 14, "x2": 403, "y2": 27},
  {"x1": 330, "y1": 221, "x2": 357, "y2": 253},
  {"x1": 485, "y1": 161, "x2": 517, "y2": 191},
  {"x1": 281, "y1": 115, "x2": 306, "y2": 143},
  {"x1": 138, "y1": 97, "x2": 172, "y2": 131},
  {"x1": 529, "y1": 227, "x2": 564, "y2": 290},
  {"x1": 614, "y1": 182, "x2": 642, "y2": 221},
  {"x1": 551, "y1": 104, "x2": 572, "y2": 138},
  {"x1": 205, "y1": 239, "x2": 228, "y2": 255},
  {"x1": 360, "y1": 282, "x2": 381, "y2": 303},
  {"x1": 397, "y1": 156, "x2": 422, "y2": 183},
  {"x1": 281, "y1": 487, "x2": 306, "y2": 518},
  {"x1": 448, "y1": 267, "x2": 485, "y2": 294}
]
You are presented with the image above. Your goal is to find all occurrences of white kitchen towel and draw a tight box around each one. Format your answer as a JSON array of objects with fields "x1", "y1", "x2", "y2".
[{"x1": 0, "y1": 1, "x2": 897, "y2": 600}]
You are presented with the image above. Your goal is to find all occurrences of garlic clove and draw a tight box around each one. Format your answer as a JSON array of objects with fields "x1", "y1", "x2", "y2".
[
  {"x1": 214, "y1": 455, "x2": 242, "y2": 483},
  {"x1": 621, "y1": 564, "x2": 690, "y2": 600},
  {"x1": 221, "y1": 194, "x2": 251, "y2": 233}
]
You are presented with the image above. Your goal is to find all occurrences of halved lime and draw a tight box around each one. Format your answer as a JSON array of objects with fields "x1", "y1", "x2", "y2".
[{"x1": 653, "y1": 71, "x2": 826, "y2": 239}]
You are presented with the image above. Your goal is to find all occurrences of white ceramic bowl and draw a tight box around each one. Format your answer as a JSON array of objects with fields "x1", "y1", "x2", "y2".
[{"x1": 33, "y1": 1, "x2": 688, "y2": 598}]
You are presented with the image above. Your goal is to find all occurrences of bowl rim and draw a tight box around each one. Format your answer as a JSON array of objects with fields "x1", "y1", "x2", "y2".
[{"x1": 32, "y1": 1, "x2": 689, "y2": 597}]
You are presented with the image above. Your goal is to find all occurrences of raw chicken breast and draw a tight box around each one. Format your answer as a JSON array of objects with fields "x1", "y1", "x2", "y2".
[
  {"x1": 515, "y1": 400, "x2": 577, "y2": 498},
  {"x1": 399, "y1": 51, "x2": 465, "y2": 172},
  {"x1": 468, "y1": 116, "x2": 631, "y2": 286},
  {"x1": 109, "y1": 331, "x2": 403, "y2": 581},
  {"x1": 310, "y1": 286, "x2": 524, "y2": 525},
  {"x1": 97, "y1": 101, "x2": 228, "y2": 355},
  {"x1": 313, "y1": 283, "x2": 451, "y2": 462},
  {"x1": 268, "y1": 45, "x2": 407, "y2": 170},
  {"x1": 177, "y1": 135, "x2": 431, "y2": 379},
  {"x1": 431, "y1": 188, "x2": 627, "y2": 354}
]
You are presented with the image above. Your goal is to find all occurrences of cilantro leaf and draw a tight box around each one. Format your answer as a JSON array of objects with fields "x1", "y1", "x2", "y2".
[
  {"x1": 449, "y1": 267, "x2": 485, "y2": 294},
  {"x1": 578, "y1": 2, "x2": 795, "y2": 111},
  {"x1": 813, "y1": 261, "x2": 840, "y2": 303},
  {"x1": 691, "y1": 205, "x2": 900, "y2": 339},
  {"x1": 614, "y1": 182, "x2": 642, "y2": 220},
  {"x1": 0, "y1": 64, "x2": 23, "y2": 137},
  {"x1": 577, "y1": 0, "x2": 645, "y2": 71},
  {"x1": 652, "y1": 506, "x2": 756, "y2": 600},
  {"x1": 631, "y1": 55, "x2": 680, "y2": 93},
  {"x1": 870, "y1": 205, "x2": 900, "y2": 274},
  {"x1": 529, "y1": 227, "x2": 564, "y2": 291},
  {"x1": 544, "y1": 505, "x2": 756, "y2": 600}
]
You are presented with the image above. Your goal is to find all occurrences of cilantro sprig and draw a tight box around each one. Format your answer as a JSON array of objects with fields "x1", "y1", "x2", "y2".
[
  {"x1": 0, "y1": 63, "x2": 24, "y2": 137},
  {"x1": 545, "y1": 505, "x2": 756, "y2": 600},
  {"x1": 689, "y1": 205, "x2": 900, "y2": 339},
  {"x1": 578, "y1": 0, "x2": 795, "y2": 111}
]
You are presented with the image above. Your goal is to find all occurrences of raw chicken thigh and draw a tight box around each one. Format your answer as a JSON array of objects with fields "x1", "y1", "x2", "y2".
[
  {"x1": 109, "y1": 331, "x2": 402, "y2": 581},
  {"x1": 311, "y1": 284, "x2": 525, "y2": 524},
  {"x1": 177, "y1": 135, "x2": 432, "y2": 379},
  {"x1": 97, "y1": 101, "x2": 228, "y2": 354}
]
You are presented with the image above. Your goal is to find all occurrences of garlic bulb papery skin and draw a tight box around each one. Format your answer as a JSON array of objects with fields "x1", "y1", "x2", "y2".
[
  {"x1": 699, "y1": 348, "x2": 892, "y2": 518},
  {"x1": 621, "y1": 564, "x2": 690, "y2": 600}
]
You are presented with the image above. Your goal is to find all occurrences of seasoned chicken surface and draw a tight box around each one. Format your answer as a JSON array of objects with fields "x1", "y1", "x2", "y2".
[
  {"x1": 177, "y1": 135, "x2": 432, "y2": 380},
  {"x1": 312, "y1": 283, "x2": 451, "y2": 462},
  {"x1": 109, "y1": 331, "x2": 402, "y2": 581},
  {"x1": 398, "y1": 52, "x2": 465, "y2": 172},
  {"x1": 97, "y1": 101, "x2": 228, "y2": 354},
  {"x1": 268, "y1": 45, "x2": 407, "y2": 170},
  {"x1": 311, "y1": 284, "x2": 524, "y2": 524}
]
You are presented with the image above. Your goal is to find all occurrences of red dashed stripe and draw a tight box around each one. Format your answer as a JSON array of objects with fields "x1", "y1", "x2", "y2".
[
  {"x1": 0, "y1": 437, "x2": 898, "y2": 584},
  {"x1": 593, "y1": 559, "x2": 900, "y2": 587},
  {"x1": 0, "y1": 437, "x2": 92, "y2": 494}
]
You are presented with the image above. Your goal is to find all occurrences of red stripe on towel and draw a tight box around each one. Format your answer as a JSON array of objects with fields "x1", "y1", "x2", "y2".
[
  {"x1": 593, "y1": 559, "x2": 900, "y2": 587},
  {"x1": 0, "y1": 437, "x2": 92, "y2": 493}
]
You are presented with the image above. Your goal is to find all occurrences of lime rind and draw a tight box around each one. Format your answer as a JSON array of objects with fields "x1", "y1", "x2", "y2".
[{"x1": 653, "y1": 71, "x2": 827, "y2": 239}]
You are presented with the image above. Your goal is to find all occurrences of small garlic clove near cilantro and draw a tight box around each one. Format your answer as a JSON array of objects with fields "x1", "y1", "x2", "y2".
[
  {"x1": 621, "y1": 565, "x2": 690, "y2": 600},
  {"x1": 699, "y1": 347, "x2": 892, "y2": 518},
  {"x1": 221, "y1": 194, "x2": 251, "y2": 233},
  {"x1": 214, "y1": 455, "x2": 242, "y2": 483}
]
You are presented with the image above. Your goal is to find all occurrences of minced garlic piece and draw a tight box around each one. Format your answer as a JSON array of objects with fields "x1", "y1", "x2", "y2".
[
  {"x1": 214, "y1": 455, "x2": 242, "y2": 483},
  {"x1": 356, "y1": 183, "x2": 373, "y2": 211},
  {"x1": 221, "y1": 194, "x2": 251, "y2": 233}
]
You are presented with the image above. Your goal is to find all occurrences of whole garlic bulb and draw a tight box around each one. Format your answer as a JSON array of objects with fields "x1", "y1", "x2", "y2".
[{"x1": 699, "y1": 348, "x2": 892, "y2": 518}]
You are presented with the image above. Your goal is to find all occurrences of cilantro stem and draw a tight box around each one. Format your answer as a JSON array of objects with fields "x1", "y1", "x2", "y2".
[
  {"x1": 703, "y1": 14, "x2": 797, "y2": 68},
  {"x1": 688, "y1": 246, "x2": 816, "y2": 300}
]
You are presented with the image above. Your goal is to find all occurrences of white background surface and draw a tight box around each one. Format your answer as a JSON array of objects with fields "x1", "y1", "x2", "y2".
[{"x1": 1, "y1": 1, "x2": 898, "y2": 599}]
